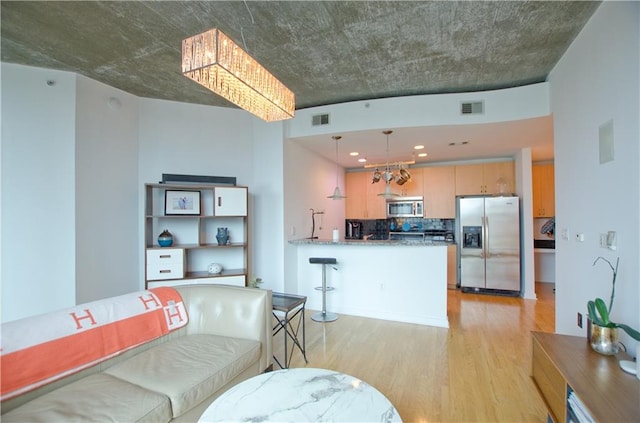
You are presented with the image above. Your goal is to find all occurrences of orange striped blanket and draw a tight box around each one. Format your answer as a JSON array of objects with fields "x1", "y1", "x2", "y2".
[{"x1": 0, "y1": 287, "x2": 188, "y2": 401}]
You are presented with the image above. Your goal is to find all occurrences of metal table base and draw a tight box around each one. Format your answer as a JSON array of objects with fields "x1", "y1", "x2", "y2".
[{"x1": 272, "y1": 292, "x2": 308, "y2": 369}]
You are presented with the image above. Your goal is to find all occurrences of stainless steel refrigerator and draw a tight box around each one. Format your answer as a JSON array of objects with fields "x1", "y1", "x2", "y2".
[{"x1": 457, "y1": 196, "x2": 521, "y2": 294}]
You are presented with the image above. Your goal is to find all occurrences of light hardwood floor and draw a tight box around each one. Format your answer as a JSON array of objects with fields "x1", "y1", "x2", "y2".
[{"x1": 272, "y1": 283, "x2": 555, "y2": 422}]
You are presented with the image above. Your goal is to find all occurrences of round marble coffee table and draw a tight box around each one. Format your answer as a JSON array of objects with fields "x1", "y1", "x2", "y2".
[{"x1": 199, "y1": 367, "x2": 402, "y2": 422}]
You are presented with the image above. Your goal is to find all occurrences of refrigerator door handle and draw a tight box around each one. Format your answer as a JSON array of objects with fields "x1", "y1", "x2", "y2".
[{"x1": 484, "y1": 216, "x2": 490, "y2": 258}]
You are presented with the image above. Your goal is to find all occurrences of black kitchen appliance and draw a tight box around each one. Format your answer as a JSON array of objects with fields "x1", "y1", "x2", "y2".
[{"x1": 346, "y1": 221, "x2": 363, "y2": 239}]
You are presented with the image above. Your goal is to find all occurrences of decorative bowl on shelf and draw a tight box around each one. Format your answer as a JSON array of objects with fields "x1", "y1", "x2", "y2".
[{"x1": 208, "y1": 263, "x2": 223, "y2": 274}]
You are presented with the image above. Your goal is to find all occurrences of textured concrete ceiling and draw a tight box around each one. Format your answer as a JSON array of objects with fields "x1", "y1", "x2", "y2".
[
  {"x1": 1, "y1": 1, "x2": 600, "y2": 109},
  {"x1": 1, "y1": 1, "x2": 600, "y2": 165}
]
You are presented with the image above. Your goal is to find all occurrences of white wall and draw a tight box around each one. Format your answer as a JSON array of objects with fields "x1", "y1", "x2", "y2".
[
  {"x1": 248, "y1": 119, "x2": 286, "y2": 292},
  {"x1": 137, "y1": 99, "x2": 253, "y2": 186},
  {"x1": 516, "y1": 148, "x2": 536, "y2": 300},
  {"x1": 75, "y1": 76, "x2": 139, "y2": 303},
  {"x1": 1, "y1": 64, "x2": 144, "y2": 321},
  {"x1": 550, "y1": 1, "x2": 639, "y2": 351},
  {"x1": 287, "y1": 83, "x2": 550, "y2": 139},
  {"x1": 283, "y1": 139, "x2": 346, "y2": 293},
  {"x1": 1, "y1": 64, "x2": 77, "y2": 322}
]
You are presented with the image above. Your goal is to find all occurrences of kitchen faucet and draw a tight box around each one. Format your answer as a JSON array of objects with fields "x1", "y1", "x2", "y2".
[{"x1": 308, "y1": 208, "x2": 324, "y2": 239}]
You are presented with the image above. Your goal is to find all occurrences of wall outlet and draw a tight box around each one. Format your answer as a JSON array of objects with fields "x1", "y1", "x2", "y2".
[{"x1": 577, "y1": 312, "x2": 583, "y2": 328}]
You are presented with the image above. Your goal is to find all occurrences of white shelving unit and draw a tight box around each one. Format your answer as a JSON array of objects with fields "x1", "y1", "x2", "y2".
[{"x1": 144, "y1": 183, "x2": 248, "y2": 288}]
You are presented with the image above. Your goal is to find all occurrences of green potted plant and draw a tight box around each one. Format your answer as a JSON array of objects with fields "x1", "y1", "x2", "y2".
[
  {"x1": 248, "y1": 277, "x2": 263, "y2": 289},
  {"x1": 587, "y1": 256, "x2": 640, "y2": 355}
]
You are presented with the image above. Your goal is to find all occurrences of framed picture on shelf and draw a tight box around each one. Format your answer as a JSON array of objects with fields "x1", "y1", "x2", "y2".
[{"x1": 164, "y1": 190, "x2": 201, "y2": 216}]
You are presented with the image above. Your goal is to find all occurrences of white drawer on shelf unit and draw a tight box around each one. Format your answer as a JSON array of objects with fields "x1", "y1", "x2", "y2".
[
  {"x1": 146, "y1": 279, "x2": 193, "y2": 289},
  {"x1": 146, "y1": 264, "x2": 185, "y2": 281},
  {"x1": 146, "y1": 275, "x2": 245, "y2": 288},
  {"x1": 189, "y1": 275, "x2": 246, "y2": 287},
  {"x1": 146, "y1": 248, "x2": 184, "y2": 264}
]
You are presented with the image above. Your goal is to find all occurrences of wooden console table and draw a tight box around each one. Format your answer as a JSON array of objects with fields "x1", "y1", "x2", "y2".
[{"x1": 531, "y1": 331, "x2": 638, "y2": 423}]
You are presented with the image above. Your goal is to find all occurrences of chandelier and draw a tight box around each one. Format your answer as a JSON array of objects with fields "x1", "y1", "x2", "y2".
[
  {"x1": 181, "y1": 28, "x2": 295, "y2": 122},
  {"x1": 369, "y1": 130, "x2": 413, "y2": 198}
]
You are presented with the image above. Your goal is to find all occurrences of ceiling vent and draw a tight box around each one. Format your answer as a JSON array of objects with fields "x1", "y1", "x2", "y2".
[
  {"x1": 461, "y1": 101, "x2": 484, "y2": 115},
  {"x1": 312, "y1": 113, "x2": 330, "y2": 126}
]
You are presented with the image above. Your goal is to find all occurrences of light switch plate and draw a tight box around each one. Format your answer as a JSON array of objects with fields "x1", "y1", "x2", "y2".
[{"x1": 607, "y1": 231, "x2": 617, "y2": 250}]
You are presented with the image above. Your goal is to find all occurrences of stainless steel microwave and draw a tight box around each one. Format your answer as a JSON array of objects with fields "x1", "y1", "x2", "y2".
[{"x1": 386, "y1": 197, "x2": 424, "y2": 218}]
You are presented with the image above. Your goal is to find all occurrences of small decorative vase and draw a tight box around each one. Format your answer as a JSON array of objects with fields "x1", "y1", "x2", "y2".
[
  {"x1": 589, "y1": 321, "x2": 619, "y2": 355},
  {"x1": 216, "y1": 227, "x2": 229, "y2": 245},
  {"x1": 158, "y1": 229, "x2": 173, "y2": 247}
]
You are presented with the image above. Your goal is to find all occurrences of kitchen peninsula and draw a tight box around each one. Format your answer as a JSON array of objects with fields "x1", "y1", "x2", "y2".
[{"x1": 289, "y1": 238, "x2": 449, "y2": 328}]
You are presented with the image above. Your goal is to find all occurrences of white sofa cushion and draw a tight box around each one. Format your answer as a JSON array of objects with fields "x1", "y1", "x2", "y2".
[
  {"x1": 1, "y1": 373, "x2": 172, "y2": 423},
  {"x1": 104, "y1": 333, "x2": 261, "y2": 418}
]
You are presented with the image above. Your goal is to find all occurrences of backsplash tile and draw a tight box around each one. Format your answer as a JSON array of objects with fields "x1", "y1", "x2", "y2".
[{"x1": 346, "y1": 218, "x2": 455, "y2": 240}]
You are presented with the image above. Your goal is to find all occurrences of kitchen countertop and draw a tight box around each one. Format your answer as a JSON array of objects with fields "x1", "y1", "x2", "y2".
[{"x1": 289, "y1": 238, "x2": 452, "y2": 246}]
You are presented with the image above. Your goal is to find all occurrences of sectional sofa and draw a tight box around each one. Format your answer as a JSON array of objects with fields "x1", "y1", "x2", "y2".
[{"x1": 1, "y1": 284, "x2": 273, "y2": 422}]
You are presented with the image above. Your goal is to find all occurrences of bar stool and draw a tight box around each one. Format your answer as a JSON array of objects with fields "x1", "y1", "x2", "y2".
[{"x1": 309, "y1": 257, "x2": 338, "y2": 322}]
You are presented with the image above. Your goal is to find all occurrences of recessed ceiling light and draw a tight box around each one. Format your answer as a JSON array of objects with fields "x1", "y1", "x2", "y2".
[
  {"x1": 358, "y1": 158, "x2": 367, "y2": 163},
  {"x1": 350, "y1": 151, "x2": 359, "y2": 156},
  {"x1": 414, "y1": 145, "x2": 425, "y2": 150},
  {"x1": 418, "y1": 153, "x2": 428, "y2": 157}
]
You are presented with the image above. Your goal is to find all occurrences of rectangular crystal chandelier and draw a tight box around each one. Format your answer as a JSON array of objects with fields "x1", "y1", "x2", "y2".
[{"x1": 182, "y1": 28, "x2": 295, "y2": 122}]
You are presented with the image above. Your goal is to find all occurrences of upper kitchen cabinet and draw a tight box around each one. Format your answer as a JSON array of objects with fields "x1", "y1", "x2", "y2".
[
  {"x1": 423, "y1": 166, "x2": 456, "y2": 218},
  {"x1": 532, "y1": 164, "x2": 555, "y2": 217},
  {"x1": 365, "y1": 174, "x2": 387, "y2": 219},
  {"x1": 346, "y1": 172, "x2": 368, "y2": 219},
  {"x1": 455, "y1": 162, "x2": 515, "y2": 195},
  {"x1": 398, "y1": 168, "x2": 423, "y2": 197},
  {"x1": 345, "y1": 172, "x2": 386, "y2": 219}
]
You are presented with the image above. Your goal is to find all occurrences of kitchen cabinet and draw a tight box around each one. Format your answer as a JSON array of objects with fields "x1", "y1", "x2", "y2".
[
  {"x1": 532, "y1": 164, "x2": 555, "y2": 217},
  {"x1": 423, "y1": 166, "x2": 456, "y2": 218},
  {"x1": 144, "y1": 183, "x2": 248, "y2": 288},
  {"x1": 345, "y1": 172, "x2": 386, "y2": 219},
  {"x1": 455, "y1": 162, "x2": 515, "y2": 195},
  {"x1": 447, "y1": 244, "x2": 457, "y2": 289},
  {"x1": 345, "y1": 172, "x2": 367, "y2": 219},
  {"x1": 365, "y1": 176, "x2": 387, "y2": 219},
  {"x1": 398, "y1": 168, "x2": 423, "y2": 197}
]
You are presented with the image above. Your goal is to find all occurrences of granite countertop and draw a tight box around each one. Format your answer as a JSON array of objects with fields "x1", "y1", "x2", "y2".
[{"x1": 289, "y1": 238, "x2": 451, "y2": 246}]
